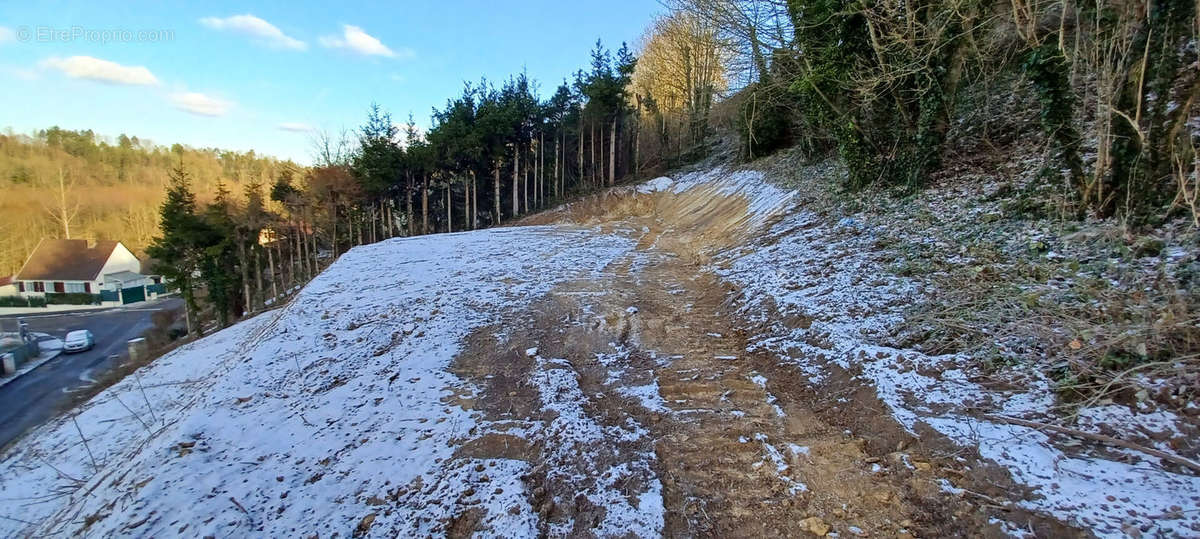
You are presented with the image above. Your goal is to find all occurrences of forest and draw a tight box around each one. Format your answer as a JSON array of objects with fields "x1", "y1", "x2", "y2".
[{"x1": 0, "y1": 127, "x2": 294, "y2": 277}]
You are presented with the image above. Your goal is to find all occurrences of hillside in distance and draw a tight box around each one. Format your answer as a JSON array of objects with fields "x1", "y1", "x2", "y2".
[{"x1": 0, "y1": 127, "x2": 297, "y2": 276}]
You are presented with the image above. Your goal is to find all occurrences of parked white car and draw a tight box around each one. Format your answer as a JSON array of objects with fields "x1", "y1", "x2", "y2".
[{"x1": 63, "y1": 330, "x2": 95, "y2": 353}]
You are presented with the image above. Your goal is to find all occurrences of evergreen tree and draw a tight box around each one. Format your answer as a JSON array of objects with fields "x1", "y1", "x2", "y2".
[{"x1": 147, "y1": 164, "x2": 205, "y2": 336}]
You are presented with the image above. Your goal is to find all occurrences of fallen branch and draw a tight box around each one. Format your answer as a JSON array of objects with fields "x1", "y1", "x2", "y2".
[{"x1": 984, "y1": 414, "x2": 1200, "y2": 474}]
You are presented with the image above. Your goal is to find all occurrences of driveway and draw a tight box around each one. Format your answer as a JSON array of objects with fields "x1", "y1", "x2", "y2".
[{"x1": 0, "y1": 298, "x2": 183, "y2": 449}]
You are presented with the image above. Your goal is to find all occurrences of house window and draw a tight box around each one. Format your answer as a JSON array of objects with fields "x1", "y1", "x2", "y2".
[
  {"x1": 17, "y1": 282, "x2": 24, "y2": 292},
  {"x1": 84, "y1": 282, "x2": 92, "y2": 293},
  {"x1": 54, "y1": 282, "x2": 65, "y2": 293},
  {"x1": 65, "y1": 283, "x2": 86, "y2": 293},
  {"x1": 33, "y1": 282, "x2": 44, "y2": 292}
]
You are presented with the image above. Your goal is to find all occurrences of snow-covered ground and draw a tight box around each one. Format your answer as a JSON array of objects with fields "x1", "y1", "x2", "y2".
[
  {"x1": 643, "y1": 168, "x2": 1200, "y2": 537},
  {"x1": 0, "y1": 226, "x2": 641, "y2": 537}
]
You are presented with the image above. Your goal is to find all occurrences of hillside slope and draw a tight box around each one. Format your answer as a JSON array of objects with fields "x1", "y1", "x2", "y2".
[{"x1": 1, "y1": 165, "x2": 1197, "y2": 537}]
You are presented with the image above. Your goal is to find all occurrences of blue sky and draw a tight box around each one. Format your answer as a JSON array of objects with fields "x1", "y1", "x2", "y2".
[{"x1": 0, "y1": 1, "x2": 661, "y2": 164}]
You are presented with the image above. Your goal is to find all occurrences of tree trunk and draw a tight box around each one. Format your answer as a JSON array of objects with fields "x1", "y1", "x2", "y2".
[
  {"x1": 238, "y1": 237, "x2": 251, "y2": 316},
  {"x1": 553, "y1": 137, "x2": 559, "y2": 199},
  {"x1": 422, "y1": 174, "x2": 429, "y2": 234},
  {"x1": 369, "y1": 204, "x2": 376, "y2": 244},
  {"x1": 512, "y1": 147, "x2": 520, "y2": 217},
  {"x1": 330, "y1": 204, "x2": 338, "y2": 258},
  {"x1": 355, "y1": 209, "x2": 363, "y2": 246},
  {"x1": 460, "y1": 175, "x2": 470, "y2": 230},
  {"x1": 609, "y1": 116, "x2": 617, "y2": 186},
  {"x1": 311, "y1": 221, "x2": 319, "y2": 274},
  {"x1": 493, "y1": 165, "x2": 501, "y2": 224},
  {"x1": 577, "y1": 120, "x2": 584, "y2": 191},
  {"x1": 471, "y1": 171, "x2": 478, "y2": 230},
  {"x1": 254, "y1": 245, "x2": 263, "y2": 310},
  {"x1": 540, "y1": 131, "x2": 545, "y2": 205},
  {"x1": 287, "y1": 227, "x2": 296, "y2": 286},
  {"x1": 446, "y1": 184, "x2": 453, "y2": 233},
  {"x1": 406, "y1": 173, "x2": 414, "y2": 236},
  {"x1": 634, "y1": 112, "x2": 640, "y2": 178},
  {"x1": 267, "y1": 244, "x2": 278, "y2": 302},
  {"x1": 590, "y1": 122, "x2": 596, "y2": 187},
  {"x1": 523, "y1": 144, "x2": 530, "y2": 214}
]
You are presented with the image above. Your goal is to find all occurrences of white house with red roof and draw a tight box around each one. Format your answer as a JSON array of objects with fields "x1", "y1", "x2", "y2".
[{"x1": 14, "y1": 239, "x2": 143, "y2": 297}]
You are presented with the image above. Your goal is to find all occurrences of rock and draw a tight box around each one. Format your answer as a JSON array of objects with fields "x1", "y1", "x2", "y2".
[
  {"x1": 355, "y1": 513, "x2": 377, "y2": 536},
  {"x1": 800, "y1": 516, "x2": 830, "y2": 536},
  {"x1": 525, "y1": 347, "x2": 538, "y2": 357}
]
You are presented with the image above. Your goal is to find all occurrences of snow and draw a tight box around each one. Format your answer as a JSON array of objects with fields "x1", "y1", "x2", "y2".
[
  {"x1": 685, "y1": 169, "x2": 1200, "y2": 537},
  {"x1": 616, "y1": 378, "x2": 670, "y2": 413},
  {"x1": 0, "y1": 226, "x2": 641, "y2": 537},
  {"x1": 530, "y1": 354, "x2": 664, "y2": 536}
]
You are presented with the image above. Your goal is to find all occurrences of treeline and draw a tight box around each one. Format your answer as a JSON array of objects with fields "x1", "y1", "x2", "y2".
[
  {"x1": 151, "y1": 38, "x2": 726, "y2": 334},
  {"x1": 668, "y1": 0, "x2": 1197, "y2": 223},
  {"x1": 0, "y1": 127, "x2": 296, "y2": 275}
]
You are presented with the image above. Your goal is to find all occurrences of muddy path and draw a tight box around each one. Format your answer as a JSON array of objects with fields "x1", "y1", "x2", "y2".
[{"x1": 446, "y1": 196, "x2": 1049, "y2": 537}]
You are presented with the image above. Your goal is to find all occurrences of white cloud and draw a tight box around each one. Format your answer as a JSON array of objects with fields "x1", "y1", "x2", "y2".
[
  {"x1": 41, "y1": 56, "x2": 160, "y2": 86},
  {"x1": 199, "y1": 14, "x2": 306, "y2": 51},
  {"x1": 169, "y1": 92, "x2": 232, "y2": 117},
  {"x1": 319, "y1": 25, "x2": 411, "y2": 58},
  {"x1": 278, "y1": 122, "x2": 314, "y2": 133},
  {"x1": 0, "y1": 26, "x2": 15, "y2": 43}
]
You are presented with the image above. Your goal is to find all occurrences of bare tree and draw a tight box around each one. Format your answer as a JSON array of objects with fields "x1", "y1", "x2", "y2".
[
  {"x1": 42, "y1": 168, "x2": 80, "y2": 239},
  {"x1": 310, "y1": 128, "x2": 354, "y2": 167},
  {"x1": 663, "y1": 0, "x2": 793, "y2": 88}
]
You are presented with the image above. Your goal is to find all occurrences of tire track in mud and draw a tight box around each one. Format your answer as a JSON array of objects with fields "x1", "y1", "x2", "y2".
[
  {"x1": 443, "y1": 179, "x2": 1055, "y2": 537},
  {"x1": 444, "y1": 220, "x2": 983, "y2": 537}
]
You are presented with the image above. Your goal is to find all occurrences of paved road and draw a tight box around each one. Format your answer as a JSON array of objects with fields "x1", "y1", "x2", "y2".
[{"x1": 0, "y1": 298, "x2": 183, "y2": 450}]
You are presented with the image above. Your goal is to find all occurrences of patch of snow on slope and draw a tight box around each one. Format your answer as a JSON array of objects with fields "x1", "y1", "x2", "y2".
[
  {"x1": 710, "y1": 174, "x2": 1200, "y2": 537},
  {"x1": 0, "y1": 225, "x2": 634, "y2": 537},
  {"x1": 532, "y1": 355, "x2": 663, "y2": 536}
]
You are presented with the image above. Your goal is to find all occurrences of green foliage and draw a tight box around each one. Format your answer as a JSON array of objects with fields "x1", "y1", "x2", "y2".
[
  {"x1": 1023, "y1": 43, "x2": 1084, "y2": 196},
  {"x1": 44, "y1": 292, "x2": 100, "y2": 305},
  {"x1": 1103, "y1": 0, "x2": 1197, "y2": 222},
  {"x1": 770, "y1": 0, "x2": 967, "y2": 190},
  {"x1": 0, "y1": 296, "x2": 46, "y2": 308},
  {"x1": 738, "y1": 82, "x2": 793, "y2": 159}
]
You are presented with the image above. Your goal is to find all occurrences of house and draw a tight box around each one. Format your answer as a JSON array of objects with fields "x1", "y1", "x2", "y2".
[
  {"x1": 0, "y1": 276, "x2": 15, "y2": 296},
  {"x1": 14, "y1": 239, "x2": 142, "y2": 298}
]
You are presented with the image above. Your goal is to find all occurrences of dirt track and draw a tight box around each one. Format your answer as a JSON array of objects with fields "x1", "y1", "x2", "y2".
[{"x1": 446, "y1": 185, "x2": 1063, "y2": 537}]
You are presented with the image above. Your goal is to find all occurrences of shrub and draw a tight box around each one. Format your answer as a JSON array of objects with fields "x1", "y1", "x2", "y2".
[
  {"x1": 44, "y1": 292, "x2": 101, "y2": 305},
  {"x1": 0, "y1": 296, "x2": 46, "y2": 308}
]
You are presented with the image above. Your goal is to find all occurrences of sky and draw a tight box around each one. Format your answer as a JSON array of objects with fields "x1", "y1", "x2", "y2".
[{"x1": 0, "y1": 1, "x2": 662, "y2": 164}]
